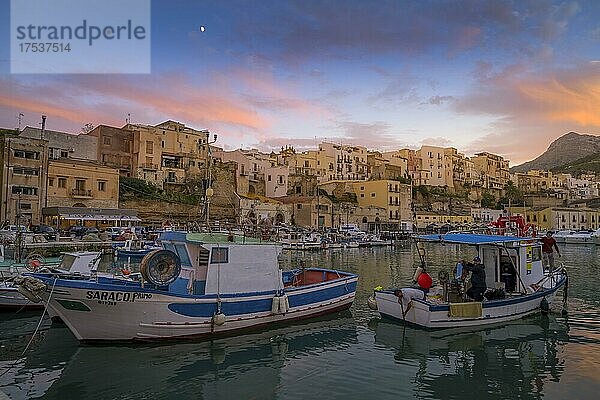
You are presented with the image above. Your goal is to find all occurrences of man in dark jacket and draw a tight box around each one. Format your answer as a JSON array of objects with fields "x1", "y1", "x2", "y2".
[{"x1": 462, "y1": 256, "x2": 487, "y2": 301}]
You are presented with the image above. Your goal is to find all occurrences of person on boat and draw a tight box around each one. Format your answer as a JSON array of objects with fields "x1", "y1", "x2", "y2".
[
  {"x1": 394, "y1": 288, "x2": 425, "y2": 316},
  {"x1": 541, "y1": 231, "x2": 561, "y2": 271},
  {"x1": 462, "y1": 256, "x2": 486, "y2": 301}
]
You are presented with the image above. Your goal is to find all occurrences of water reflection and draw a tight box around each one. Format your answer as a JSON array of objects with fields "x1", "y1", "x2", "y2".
[
  {"x1": 3, "y1": 313, "x2": 357, "y2": 400},
  {"x1": 371, "y1": 315, "x2": 569, "y2": 399}
]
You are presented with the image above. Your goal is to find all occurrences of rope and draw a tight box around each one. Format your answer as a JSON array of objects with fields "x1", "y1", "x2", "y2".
[{"x1": 0, "y1": 277, "x2": 56, "y2": 379}]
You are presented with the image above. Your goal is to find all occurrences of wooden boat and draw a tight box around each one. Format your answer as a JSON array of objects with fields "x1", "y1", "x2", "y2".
[
  {"x1": 371, "y1": 233, "x2": 568, "y2": 329},
  {"x1": 18, "y1": 232, "x2": 358, "y2": 341}
]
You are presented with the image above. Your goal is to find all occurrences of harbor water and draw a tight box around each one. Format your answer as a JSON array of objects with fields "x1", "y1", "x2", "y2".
[{"x1": 1, "y1": 243, "x2": 599, "y2": 399}]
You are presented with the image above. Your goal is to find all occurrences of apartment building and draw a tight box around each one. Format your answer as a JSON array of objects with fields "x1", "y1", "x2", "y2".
[
  {"x1": 319, "y1": 142, "x2": 368, "y2": 181},
  {"x1": 125, "y1": 121, "x2": 213, "y2": 189},
  {"x1": 0, "y1": 130, "x2": 49, "y2": 225},
  {"x1": 471, "y1": 152, "x2": 510, "y2": 191},
  {"x1": 87, "y1": 125, "x2": 134, "y2": 176},
  {"x1": 351, "y1": 180, "x2": 412, "y2": 231},
  {"x1": 21, "y1": 126, "x2": 98, "y2": 162}
]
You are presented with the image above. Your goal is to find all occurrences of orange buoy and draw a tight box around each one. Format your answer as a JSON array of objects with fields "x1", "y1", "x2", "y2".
[{"x1": 417, "y1": 272, "x2": 433, "y2": 289}]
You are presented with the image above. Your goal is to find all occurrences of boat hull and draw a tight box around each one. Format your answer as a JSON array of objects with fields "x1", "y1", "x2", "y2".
[
  {"x1": 375, "y1": 275, "x2": 566, "y2": 329},
  {"x1": 0, "y1": 286, "x2": 44, "y2": 311},
  {"x1": 32, "y1": 274, "x2": 358, "y2": 341}
]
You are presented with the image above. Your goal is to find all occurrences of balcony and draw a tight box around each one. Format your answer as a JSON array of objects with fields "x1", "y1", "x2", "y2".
[
  {"x1": 141, "y1": 163, "x2": 158, "y2": 170},
  {"x1": 71, "y1": 188, "x2": 92, "y2": 198}
]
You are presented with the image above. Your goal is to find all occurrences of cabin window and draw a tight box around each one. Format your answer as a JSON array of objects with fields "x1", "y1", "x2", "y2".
[
  {"x1": 532, "y1": 247, "x2": 542, "y2": 262},
  {"x1": 211, "y1": 247, "x2": 229, "y2": 264},
  {"x1": 174, "y1": 244, "x2": 192, "y2": 266}
]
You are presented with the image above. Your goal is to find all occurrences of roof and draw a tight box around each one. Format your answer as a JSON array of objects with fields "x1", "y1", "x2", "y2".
[{"x1": 416, "y1": 233, "x2": 534, "y2": 245}]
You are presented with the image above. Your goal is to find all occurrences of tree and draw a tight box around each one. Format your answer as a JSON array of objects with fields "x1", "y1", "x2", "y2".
[{"x1": 480, "y1": 191, "x2": 496, "y2": 208}]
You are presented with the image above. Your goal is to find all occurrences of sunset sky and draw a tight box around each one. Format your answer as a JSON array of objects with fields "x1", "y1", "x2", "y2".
[{"x1": 2, "y1": 0, "x2": 600, "y2": 165}]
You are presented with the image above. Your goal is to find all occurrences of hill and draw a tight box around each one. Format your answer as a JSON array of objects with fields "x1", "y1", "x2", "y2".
[
  {"x1": 553, "y1": 152, "x2": 600, "y2": 175},
  {"x1": 511, "y1": 132, "x2": 600, "y2": 173}
]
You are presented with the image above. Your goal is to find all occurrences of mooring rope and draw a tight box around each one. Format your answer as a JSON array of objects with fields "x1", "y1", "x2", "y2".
[{"x1": 0, "y1": 277, "x2": 56, "y2": 379}]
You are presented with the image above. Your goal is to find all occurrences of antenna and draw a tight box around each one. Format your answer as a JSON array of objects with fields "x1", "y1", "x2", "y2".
[
  {"x1": 17, "y1": 113, "x2": 24, "y2": 131},
  {"x1": 126, "y1": 113, "x2": 131, "y2": 124}
]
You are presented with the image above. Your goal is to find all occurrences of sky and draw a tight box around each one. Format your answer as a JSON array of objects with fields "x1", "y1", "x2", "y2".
[{"x1": 2, "y1": 0, "x2": 600, "y2": 165}]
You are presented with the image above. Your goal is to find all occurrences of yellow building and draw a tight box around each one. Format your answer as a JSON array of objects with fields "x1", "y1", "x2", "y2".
[
  {"x1": 351, "y1": 180, "x2": 412, "y2": 230},
  {"x1": 47, "y1": 159, "x2": 119, "y2": 209},
  {"x1": 471, "y1": 152, "x2": 510, "y2": 191},
  {"x1": 415, "y1": 211, "x2": 473, "y2": 229}
]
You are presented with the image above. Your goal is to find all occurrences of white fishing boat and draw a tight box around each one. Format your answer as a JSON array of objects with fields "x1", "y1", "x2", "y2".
[
  {"x1": 552, "y1": 230, "x2": 594, "y2": 245},
  {"x1": 592, "y1": 229, "x2": 600, "y2": 245},
  {"x1": 370, "y1": 233, "x2": 568, "y2": 329},
  {"x1": 280, "y1": 231, "x2": 321, "y2": 251},
  {"x1": 2, "y1": 252, "x2": 102, "y2": 311},
  {"x1": 17, "y1": 232, "x2": 358, "y2": 341}
]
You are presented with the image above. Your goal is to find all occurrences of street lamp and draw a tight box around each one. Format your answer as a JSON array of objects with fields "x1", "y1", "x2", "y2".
[{"x1": 204, "y1": 133, "x2": 218, "y2": 230}]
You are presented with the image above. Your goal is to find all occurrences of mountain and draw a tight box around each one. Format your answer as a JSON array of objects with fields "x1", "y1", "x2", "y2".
[{"x1": 511, "y1": 132, "x2": 600, "y2": 173}]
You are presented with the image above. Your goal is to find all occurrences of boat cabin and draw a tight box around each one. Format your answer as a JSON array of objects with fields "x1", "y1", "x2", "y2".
[
  {"x1": 159, "y1": 232, "x2": 283, "y2": 296},
  {"x1": 418, "y1": 233, "x2": 545, "y2": 294}
]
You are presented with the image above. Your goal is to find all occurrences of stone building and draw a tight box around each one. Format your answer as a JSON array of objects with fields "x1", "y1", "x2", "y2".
[
  {"x1": 471, "y1": 152, "x2": 510, "y2": 191},
  {"x1": 87, "y1": 124, "x2": 134, "y2": 176},
  {"x1": 279, "y1": 195, "x2": 334, "y2": 229},
  {"x1": 125, "y1": 121, "x2": 212, "y2": 189},
  {"x1": 0, "y1": 129, "x2": 49, "y2": 225}
]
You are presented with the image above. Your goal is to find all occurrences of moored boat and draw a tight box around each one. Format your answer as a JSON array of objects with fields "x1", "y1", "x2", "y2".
[
  {"x1": 18, "y1": 232, "x2": 358, "y2": 341},
  {"x1": 371, "y1": 233, "x2": 568, "y2": 329},
  {"x1": 552, "y1": 230, "x2": 594, "y2": 245}
]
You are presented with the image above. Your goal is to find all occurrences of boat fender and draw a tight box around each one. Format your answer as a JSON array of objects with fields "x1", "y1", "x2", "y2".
[
  {"x1": 540, "y1": 297, "x2": 549, "y2": 315},
  {"x1": 412, "y1": 266, "x2": 423, "y2": 282},
  {"x1": 212, "y1": 312, "x2": 226, "y2": 326},
  {"x1": 367, "y1": 295, "x2": 378, "y2": 310},
  {"x1": 14, "y1": 275, "x2": 46, "y2": 303},
  {"x1": 283, "y1": 295, "x2": 290, "y2": 313},
  {"x1": 271, "y1": 296, "x2": 280, "y2": 314}
]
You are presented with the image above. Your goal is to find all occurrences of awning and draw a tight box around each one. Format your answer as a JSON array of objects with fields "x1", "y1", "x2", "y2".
[
  {"x1": 42, "y1": 207, "x2": 141, "y2": 222},
  {"x1": 59, "y1": 214, "x2": 141, "y2": 221}
]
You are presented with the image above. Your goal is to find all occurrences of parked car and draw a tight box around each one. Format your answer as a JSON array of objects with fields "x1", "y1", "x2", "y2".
[
  {"x1": 68, "y1": 225, "x2": 98, "y2": 238},
  {"x1": 30, "y1": 225, "x2": 56, "y2": 240}
]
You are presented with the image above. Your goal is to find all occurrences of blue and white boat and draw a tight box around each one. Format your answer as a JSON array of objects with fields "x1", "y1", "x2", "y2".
[
  {"x1": 115, "y1": 238, "x2": 161, "y2": 260},
  {"x1": 372, "y1": 233, "x2": 568, "y2": 329},
  {"x1": 18, "y1": 232, "x2": 358, "y2": 341}
]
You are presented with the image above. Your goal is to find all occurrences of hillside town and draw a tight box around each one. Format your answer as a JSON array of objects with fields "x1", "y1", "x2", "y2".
[{"x1": 2, "y1": 118, "x2": 600, "y2": 235}]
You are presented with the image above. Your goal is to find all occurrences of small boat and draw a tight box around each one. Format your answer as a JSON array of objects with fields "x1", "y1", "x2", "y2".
[
  {"x1": 280, "y1": 232, "x2": 321, "y2": 251},
  {"x1": 552, "y1": 230, "x2": 594, "y2": 245},
  {"x1": 18, "y1": 232, "x2": 358, "y2": 341},
  {"x1": 370, "y1": 233, "x2": 568, "y2": 329},
  {"x1": 1, "y1": 252, "x2": 102, "y2": 311},
  {"x1": 115, "y1": 238, "x2": 161, "y2": 260}
]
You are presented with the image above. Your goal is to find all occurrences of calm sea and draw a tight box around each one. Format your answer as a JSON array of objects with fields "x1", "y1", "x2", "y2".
[{"x1": 1, "y1": 243, "x2": 599, "y2": 399}]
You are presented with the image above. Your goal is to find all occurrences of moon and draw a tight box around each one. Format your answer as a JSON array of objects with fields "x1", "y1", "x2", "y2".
[{"x1": 200, "y1": 26, "x2": 205, "y2": 32}]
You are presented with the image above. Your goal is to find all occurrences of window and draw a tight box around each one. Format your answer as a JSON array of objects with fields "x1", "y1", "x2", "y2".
[
  {"x1": 13, "y1": 167, "x2": 39, "y2": 176},
  {"x1": 58, "y1": 177, "x2": 67, "y2": 188},
  {"x1": 60, "y1": 150, "x2": 69, "y2": 158},
  {"x1": 98, "y1": 181, "x2": 106, "y2": 191},
  {"x1": 360, "y1": 193, "x2": 364, "y2": 197},
  {"x1": 20, "y1": 202, "x2": 32, "y2": 210},
  {"x1": 146, "y1": 141, "x2": 153, "y2": 154},
  {"x1": 532, "y1": 247, "x2": 542, "y2": 262},
  {"x1": 48, "y1": 177, "x2": 54, "y2": 186},
  {"x1": 297, "y1": 204, "x2": 302, "y2": 210},
  {"x1": 161, "y1": 141, "x2": 165, "y2": 148},
  {"x1": 370, "y1": 192, "x2": 375, "y2": 197},
  {"x1": 13, "y1": 150, "x2": 39, "y2": 159},
  {"x1": 268, "y1": 175, "x2": 272, "y2": 181},
  {"x1": 103, "y1": 136, "x2": 111, "y2": 145},
  {"x1": 211, "y1": 247, "x2": 229, "y2": 264},
  {"x1": 11, "y1": 186, "x2": 38, "y2": 195}
]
